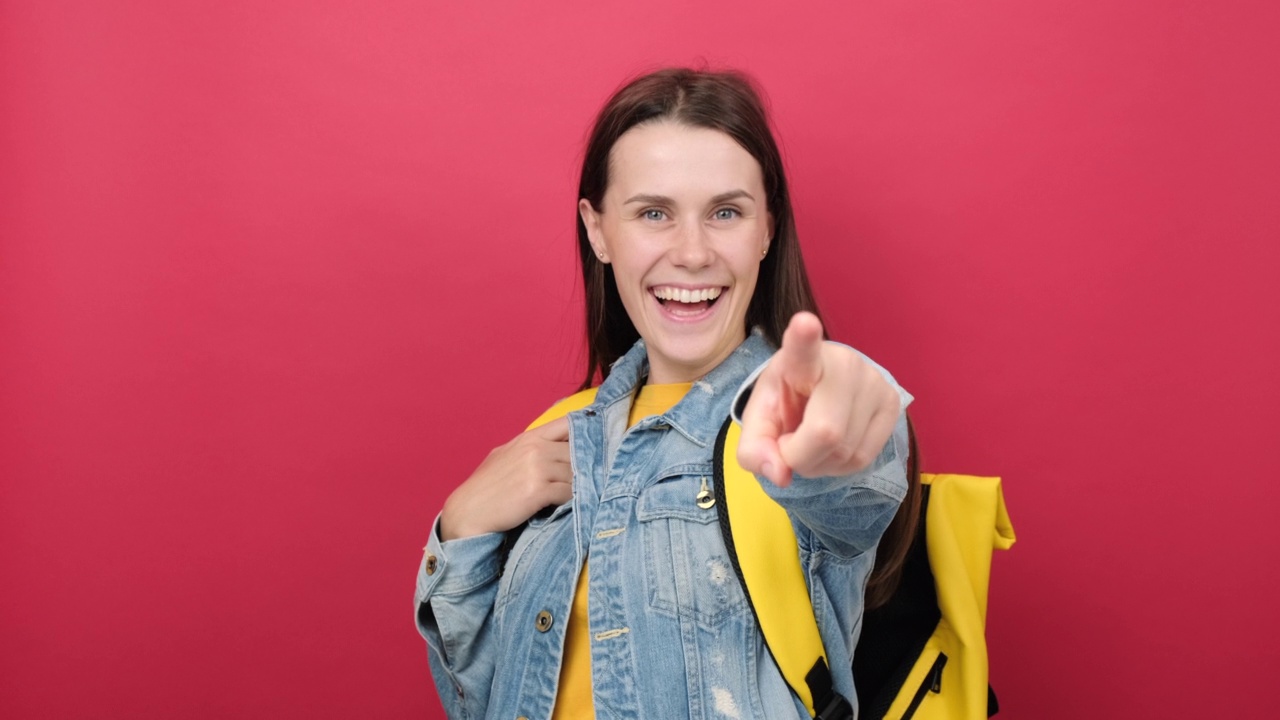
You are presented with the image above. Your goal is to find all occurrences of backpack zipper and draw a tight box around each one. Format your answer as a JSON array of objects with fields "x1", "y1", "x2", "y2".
[{"x1": 900, "y1": 652, "x2": 947, "y2": 720}]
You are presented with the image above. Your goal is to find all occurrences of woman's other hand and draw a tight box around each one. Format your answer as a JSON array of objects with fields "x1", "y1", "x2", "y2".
[
  {"x1": 737, "y1": 312, "x2": 901, "y2": 488},
  {"x1": 438, "y1": 416, "x2": 574, "y2": 540}
]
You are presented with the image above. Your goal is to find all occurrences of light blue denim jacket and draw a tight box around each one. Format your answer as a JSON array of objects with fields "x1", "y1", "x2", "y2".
[{"x1": 415, "y1": 331, "x2": 912, "y2": 719}]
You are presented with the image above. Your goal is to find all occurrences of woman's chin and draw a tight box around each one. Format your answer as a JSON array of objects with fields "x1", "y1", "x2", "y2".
[{"x1": 643, "y1": 335, "x2": 743, "y2": 384}]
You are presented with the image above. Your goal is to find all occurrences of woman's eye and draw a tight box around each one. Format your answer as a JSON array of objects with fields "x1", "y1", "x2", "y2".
[
  {"x1": 713, "y1": 208, "x2": 740, "y2": 220},
  {"x1": 643, "y1": 209, "x2": 667, "y2": 221}
]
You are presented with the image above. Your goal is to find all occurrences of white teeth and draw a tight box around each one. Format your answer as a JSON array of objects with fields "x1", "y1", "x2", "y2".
[{"x1": 654, "y1": 286, "x2": 723, "y2": 303}]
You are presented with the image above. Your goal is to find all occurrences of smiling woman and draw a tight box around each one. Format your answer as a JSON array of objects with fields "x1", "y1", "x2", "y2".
[
  {"x1": 579, "y1": 122, "x2": 771, "y2": 384},
  {"x1": 414, "y1": 68, "x2": 921, "y2": 720}
]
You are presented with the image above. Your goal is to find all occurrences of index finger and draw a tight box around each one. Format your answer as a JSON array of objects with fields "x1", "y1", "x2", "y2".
[
  {"x1": 775, "y1": 312, "x2": 825, "y2": 397},
  {"x1": 531, "y1": 415, "x2": 570, "y2": 441},
  {"x1": 736, "y1": 375, "x2": 789, "y2": 487}
]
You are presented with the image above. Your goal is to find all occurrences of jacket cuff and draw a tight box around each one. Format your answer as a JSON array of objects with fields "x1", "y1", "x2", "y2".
[{"x1": 414, "y1": 514, "x2": 506, "y2": 604}]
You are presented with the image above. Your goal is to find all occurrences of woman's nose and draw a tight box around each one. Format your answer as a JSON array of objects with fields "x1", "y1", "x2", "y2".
[{"x1": 671, "y1": 222, "x2": 713, "y2": 269}]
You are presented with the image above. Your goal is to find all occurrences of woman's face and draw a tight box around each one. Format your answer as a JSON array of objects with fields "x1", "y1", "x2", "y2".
[{"x1": 580, "y1": 121, "x2": 772, "y2": 385}]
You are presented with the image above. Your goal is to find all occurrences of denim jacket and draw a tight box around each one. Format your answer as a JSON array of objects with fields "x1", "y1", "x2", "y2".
[{"x1": 415, "y1": 331, "x2": 912, "y2": 719}]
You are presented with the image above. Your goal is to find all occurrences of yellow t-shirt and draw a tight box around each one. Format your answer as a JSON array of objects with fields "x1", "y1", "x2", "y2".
[{"x1": 551, "y1": 382, "x2": 692, "y2": 719}]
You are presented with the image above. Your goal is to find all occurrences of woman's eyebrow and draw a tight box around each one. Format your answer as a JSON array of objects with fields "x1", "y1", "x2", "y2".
[
  {"x1": 709, "y1": 190, "x2": 754, "y2": 204},
  {"x1": 623, "y1": 190, "x2": 756, "y2": 205},
  {"x1": 623, "y1": 193, "x2": 674, "y2": 205}
]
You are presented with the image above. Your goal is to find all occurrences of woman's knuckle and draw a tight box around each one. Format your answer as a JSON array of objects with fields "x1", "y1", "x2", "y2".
[
  {"x1": 850, "y1": 448, "x2": 874, "y2": 470},
  {"x1": 810, "y1": 422, "x2": 842, "y2": 446}
]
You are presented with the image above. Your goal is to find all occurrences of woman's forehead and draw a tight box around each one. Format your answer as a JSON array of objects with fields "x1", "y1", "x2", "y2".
[{"x1": 606, "y1": 122, "x2": 763, "y2": 201}]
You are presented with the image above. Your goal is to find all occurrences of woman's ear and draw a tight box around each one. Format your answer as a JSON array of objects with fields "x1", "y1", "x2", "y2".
[{"x1": 579, "y1": 198, "x2": 609, "y2": 263}]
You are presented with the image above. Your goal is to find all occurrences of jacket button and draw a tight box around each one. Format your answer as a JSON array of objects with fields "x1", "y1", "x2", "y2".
[
  {"x1": 424, "y1": 554, "x2": 438, "y2": 575},
  {"x1": 584, "y1": 409, "x2": 596, "y2": 416},
  {"x1": 517, "y1": 717, "x2": 530, "y2": 720},
  {"x1": 535, "y1": 610, "x2": 553, "y2": 632}
]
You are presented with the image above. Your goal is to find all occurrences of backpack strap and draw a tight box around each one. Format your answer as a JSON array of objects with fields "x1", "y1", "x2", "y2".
[
  {"x1": 533, "y1": 393, "x2": 856, "y2": 716},
  {"x1": 713, "y1": 417, "x2": 853, "y2": 719},
  {"x1": 525, "y1": 388, "x2": 599, "y2": 430}
]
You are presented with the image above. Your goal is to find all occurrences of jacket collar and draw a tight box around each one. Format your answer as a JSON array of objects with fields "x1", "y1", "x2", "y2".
[{"x1": 593, "y1": 329, "x2": 774, "y2": 448}]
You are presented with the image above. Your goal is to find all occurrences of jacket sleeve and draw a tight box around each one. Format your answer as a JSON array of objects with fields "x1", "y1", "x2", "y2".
[
  {"x1": 414, "y1": 514, "x2": 505, "y2": 719},
  {"x1": 730, "y1": 345, "x2": 912, "y2": 559}
]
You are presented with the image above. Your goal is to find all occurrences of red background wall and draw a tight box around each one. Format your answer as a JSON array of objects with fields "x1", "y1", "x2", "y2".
[{"x1": 3, "y1": 1, "x2": 1277, "y2": 717}]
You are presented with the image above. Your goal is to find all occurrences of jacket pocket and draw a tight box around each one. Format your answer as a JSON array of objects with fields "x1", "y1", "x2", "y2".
[{"x1": 637, "y1": 471, "x2": 748, "y2": 631}]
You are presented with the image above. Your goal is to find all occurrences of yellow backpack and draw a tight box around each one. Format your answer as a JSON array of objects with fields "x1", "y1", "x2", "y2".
[
  {"x1": 715, "y1": 413, "x2": 1016, "y2": 720},
  {"x1": 850, "y1": 471, "x2": 1016, "y2": 719},
  {"x1": 531, "y1": 390, "x2": 1016, "y2": 719}
]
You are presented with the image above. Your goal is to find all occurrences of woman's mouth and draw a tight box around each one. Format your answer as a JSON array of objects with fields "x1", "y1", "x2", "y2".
[{"x1": 651, "y1": 286, "x2": 724, "y2": 318}]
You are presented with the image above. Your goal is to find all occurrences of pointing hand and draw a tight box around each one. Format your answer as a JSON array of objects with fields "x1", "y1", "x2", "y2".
[{"x1": 737, "y1": 313, "x2": 901, "y2": 487}]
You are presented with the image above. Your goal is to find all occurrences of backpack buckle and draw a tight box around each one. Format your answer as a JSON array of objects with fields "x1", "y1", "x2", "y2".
[{"x1": 814, "y1": 693, "x2": 853, "y2": 720}]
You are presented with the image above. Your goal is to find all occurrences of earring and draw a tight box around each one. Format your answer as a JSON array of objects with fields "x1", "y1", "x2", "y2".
[
  {"x1": 761, "y1": 248, "x2": 768, "y2": 258},
  {"x1": 597, "y1": 251, "x2": 606, "y2": 260}
]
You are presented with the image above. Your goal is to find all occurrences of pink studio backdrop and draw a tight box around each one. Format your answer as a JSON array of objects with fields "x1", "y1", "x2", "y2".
[{"x1": 2, "y1": 1, "x2": 1277, "y2": 718}]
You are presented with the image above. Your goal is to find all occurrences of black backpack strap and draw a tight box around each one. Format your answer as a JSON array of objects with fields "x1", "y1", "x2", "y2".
[{"x1": 807, "y1": 657, "x2": 854, "y2": 720}]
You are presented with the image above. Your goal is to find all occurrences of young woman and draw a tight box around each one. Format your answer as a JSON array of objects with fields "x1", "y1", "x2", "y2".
[{"x1": 415, "y1": 68, "x2": 918, "y2": 719}]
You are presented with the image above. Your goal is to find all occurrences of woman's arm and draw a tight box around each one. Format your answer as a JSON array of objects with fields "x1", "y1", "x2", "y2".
[
  {"x1": 750, "y1": 415, "x2": 909, "y2": 558},
  {"x1": 416, "y1": 409, "x2": 576, "y2": 716},
  {"x1": 734, "y1": 312, "x2": 911, "y2": 557},
  {"x1": 414, "y1": 516, "x2": 506, "y2": 719}
]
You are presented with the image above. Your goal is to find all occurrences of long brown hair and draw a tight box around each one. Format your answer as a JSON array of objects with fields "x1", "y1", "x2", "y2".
[
  {"x1": 865, "y1": 416, "x2": 925, "y2": 609},
  {"x1": 574, "y1": 67, "x2": 919, "y2": 609}
]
